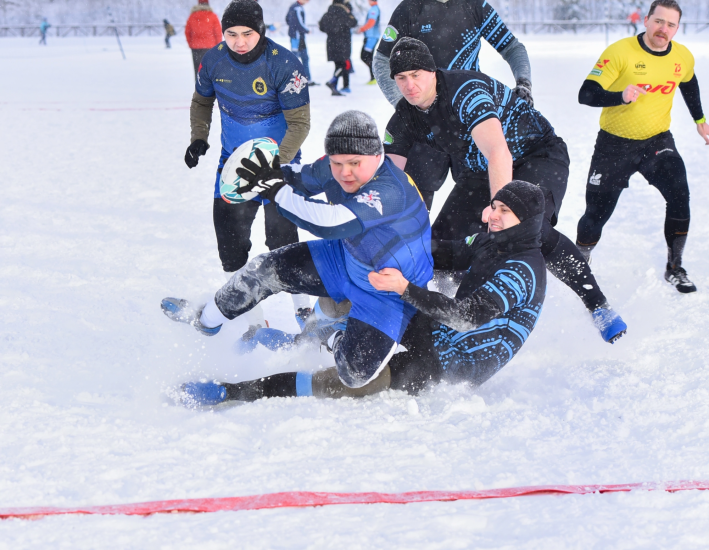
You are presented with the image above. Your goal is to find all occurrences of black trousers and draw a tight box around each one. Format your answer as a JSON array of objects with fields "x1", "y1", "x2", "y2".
[
  {"x1": 577, "y1": 130, "x2": 690, "y2": 256},
  {"x1": 215, "y1": 243, "x2": 397, "y2": 388},
  {"x1": 430, "y1": 138, "x2": 607, "y2": 311},
  {"x1": 360, "y1": 44, "x2": 374, "y2": 80},
  {"x1": 213, "y1": 198, "x2": 300, "y2": 273},
  {"x1": 191, "y1": 48, "x2": 210, "y2": 80},
  {"x1": 333, "y1": 60, "x2": 350, "y2": 88}
]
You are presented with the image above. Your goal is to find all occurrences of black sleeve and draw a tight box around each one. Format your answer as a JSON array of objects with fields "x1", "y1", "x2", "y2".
[
  {"x1": 375, "y1": 2, "x2": 409, "y2": 58},
  {"x1": 431, "y1": 239, "x2": 474, "y2": 271},
  {"x1": 578, "y1": 79, "x2": 625, "y2": 108},
  {"x1": 679, "y1": 74, "x2": 705, "y2": 121},
  {"x1": 383, "y1": 106, "x2": 418, "y2": 157},
  {"x1": 401, "y1": 284, "x2": 502, "y2": 333}
]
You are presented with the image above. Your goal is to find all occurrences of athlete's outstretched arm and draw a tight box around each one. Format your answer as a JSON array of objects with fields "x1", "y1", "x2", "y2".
[
  {"x1": 280, "y1": 104, "x2": 311, "y2": 163},
  {"x1": 368, "y1": 268, "x2": 503, "y2": 333},
  {"x1": 498, "y1": 38, "x2": 532, "y2": 85},
  {"x1": 373, "y1": 51, "x2": 404, "y2": 106},
  {"x1": 470, "y1": 118, "x2": 512, "y2": 204}
]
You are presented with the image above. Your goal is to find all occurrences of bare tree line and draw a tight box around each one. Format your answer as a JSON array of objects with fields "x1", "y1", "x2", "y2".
[{"x1": 1, "y1": 0, "x2": 706, "y2": 27}]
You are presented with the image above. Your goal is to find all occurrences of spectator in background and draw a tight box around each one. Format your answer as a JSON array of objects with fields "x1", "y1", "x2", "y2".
[
  {"x1": 164, "y1": 19, "x2": 176, "y2": 48},
  {"x1": 287, "y1": 0, "x2": 318, "y2": 85},
  {"x1": 39, "y1": 17, "x2": 50, "y2": 46},
  {"x1": 357, "y1": 0, "x2": 380, "y2": 84},
  {"x1": 319, "y1": 0, "x2": 358, "y2": 96},
  {"x1": 185, "y1": 0, "x2": 223, "y2": 79},
  {"x1": 628, "y1": 7, "x2": 642, "y2": 35}
]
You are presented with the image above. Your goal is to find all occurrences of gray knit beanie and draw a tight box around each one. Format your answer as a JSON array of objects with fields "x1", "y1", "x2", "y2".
[{"x1": 324, "y1": 111, "x2": 384, "y2": 156}]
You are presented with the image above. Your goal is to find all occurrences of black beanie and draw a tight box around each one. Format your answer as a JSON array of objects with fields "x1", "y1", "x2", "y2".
[
  {"x1": 325, "y1": 111, "x2": 383, "y2": 156},
  {"x1": 492, "y1": 180, "x2": 545, "y2": 223},
  {"x1": 389, "y1": 37, "x2": 437, "y2": 79},
  {"x1": 221, "y1": 0, "x2": 265, "y2": 34}
]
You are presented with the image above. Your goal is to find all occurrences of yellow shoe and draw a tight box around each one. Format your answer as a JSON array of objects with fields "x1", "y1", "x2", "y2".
[{"x1": 367, "y1": 78, "x2": 377, "y2": 85}]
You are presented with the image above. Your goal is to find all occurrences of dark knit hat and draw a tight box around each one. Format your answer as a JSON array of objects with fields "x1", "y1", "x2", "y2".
[
  {"x1": 325, "y1": 111, "x2": 383, "y2": 156},
  {"x1": 389, "y1": 37, "x2": 437, "y2": 79},
  {"x1": 221, "y1": 0, "x2": 265, "y2": 34},
  {"x1": 492, "y1": 180, "x2": 545, "y2": 223}
]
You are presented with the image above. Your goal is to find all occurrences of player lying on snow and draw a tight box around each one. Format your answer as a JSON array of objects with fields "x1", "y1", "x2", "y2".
[
  {"x1": 384, "y1": 38, "x2": 627, "y2": 344},
  {"x1": 166, "y1": 177, "x2": 548, "y2": 406}
]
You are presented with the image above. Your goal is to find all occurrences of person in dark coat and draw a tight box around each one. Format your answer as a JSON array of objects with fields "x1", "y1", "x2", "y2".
[{"x1": 319, "y1": 0, "x2": 357, "y2": 95}]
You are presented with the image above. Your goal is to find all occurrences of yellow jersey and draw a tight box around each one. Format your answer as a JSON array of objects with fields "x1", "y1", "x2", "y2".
[{"x1": 586, "y1": 35, "x2": 695, "y2": 140}]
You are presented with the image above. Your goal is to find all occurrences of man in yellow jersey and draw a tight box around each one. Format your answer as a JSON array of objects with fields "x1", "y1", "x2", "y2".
[{"x1": 576, "y1": 0, "x2": 708, "y2": 293}]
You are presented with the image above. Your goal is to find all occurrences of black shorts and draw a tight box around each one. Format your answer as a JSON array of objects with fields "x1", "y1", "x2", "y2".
[{"x1": 586, "y1": 130, "x2": 685, "y2": 192}]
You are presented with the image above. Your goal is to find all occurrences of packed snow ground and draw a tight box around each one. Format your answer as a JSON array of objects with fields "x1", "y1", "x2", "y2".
[{"x1": 1, "y1": 31, "x2": 709, "y2": 547}]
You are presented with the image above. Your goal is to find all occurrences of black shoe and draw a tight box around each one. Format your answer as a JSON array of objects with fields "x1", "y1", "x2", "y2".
[
  {"x1": 307, "y1": 81, "x2": 320, "y2": 86},
  {"x1": 326, "y1": 81, "x2": 343, "y2": 96},
  {"x1": 664, "y1": 264, "x2": 697, "y2": 293}
]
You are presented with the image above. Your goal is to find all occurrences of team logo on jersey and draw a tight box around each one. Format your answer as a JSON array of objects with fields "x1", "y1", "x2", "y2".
[
  {"x1": 637, "y1": 81, "x2": 677, "y2": 94},
  {"x1": 272, "y1": 49, "x2": 279, "y2": 56},
  {"x1": 595, "y1": 59, "x2": 610, "y2": 69},
  {"x1": 355, "y1": 190, "x2": 383, "y2": 215},
  {"x1": 635, "y1": 61, "x2": 646, "y2": 69},
  {"x1": 218, "y1": 44, "x2": 224, "y2": 51},
  {"x1": 590, "y1": 69, "x2": 603, "y2": 77},
  {"x1": 589, "y1": 171, "x2": 602, "y2": 186},
  {"x1": 420, "y1": 24, "x2": 432, "y2": 33},
  {"x1": 383, "y1": 25, "x2": 398, "y2": 42},
  {"x1": 656, "y1": 148, "x2": 674, "y2": 155},
  {"x1": 674, "y1": 63, "x2": 682, "y2": 74},
  {"x1": 284, "y1": 70, "x2": 308, "y2": 94},
  {"x1": 253, "y1": 77, "x2": 267, "y2": 95},
  {"x1": 383, "y1": 131, "x2": 393, "y2": 145}
]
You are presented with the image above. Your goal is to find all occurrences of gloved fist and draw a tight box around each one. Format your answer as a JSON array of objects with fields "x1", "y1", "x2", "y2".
[
  {"x1": 184, "y1": 139, "x2": 210, "y2": 169},
  {"x1": 513, "y1": 78, "x2": 534, "y2": 107},
  {"x1": 236, "y1": 149, "x2": 287, "y2": 202}
]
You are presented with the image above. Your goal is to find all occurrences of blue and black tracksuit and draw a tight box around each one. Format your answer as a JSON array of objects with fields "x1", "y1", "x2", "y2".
[{"x1": 389, "y1": 214, "x2": 547, "y2": 393}]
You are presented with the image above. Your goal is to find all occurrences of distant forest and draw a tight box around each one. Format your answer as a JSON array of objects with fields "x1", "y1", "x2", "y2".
[{"x1": 1, "y1": 0, "x2": 707, "y2": 27}]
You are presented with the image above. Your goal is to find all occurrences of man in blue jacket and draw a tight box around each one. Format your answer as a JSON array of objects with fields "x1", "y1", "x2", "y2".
[
  {"x1": 286, "y1": 0, "x2": 315, "y2": 85},
  {"x1": 183, "y1": 0, "x2": 312, "y2": 327},
  {"x1": 163, "y1": 111, "x2": 433, "y2": 390}
]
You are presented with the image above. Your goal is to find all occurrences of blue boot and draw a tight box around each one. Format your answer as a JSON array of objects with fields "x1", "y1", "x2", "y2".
[
  {"x1": 180, "y1": 381, "x2": 227, "y2": 407},
  {"x1": 161, "y1": 297, "x2": 221, "y2": 336},
  {"x1": 340, "y1": 87, "x2": 351, "y2": 93},
  {"x1": 592, "y1": 307, "x2": 627, "y2": 344}
]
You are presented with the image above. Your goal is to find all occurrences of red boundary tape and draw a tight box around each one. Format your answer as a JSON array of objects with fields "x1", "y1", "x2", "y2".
[{"x1": 2, "y1": 481, "x2": 708, "y2": 520}]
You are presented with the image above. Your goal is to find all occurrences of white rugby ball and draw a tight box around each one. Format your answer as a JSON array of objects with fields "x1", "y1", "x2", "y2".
[{"x1": 220, "y1": 137, "x2": 280, "y2": 204}]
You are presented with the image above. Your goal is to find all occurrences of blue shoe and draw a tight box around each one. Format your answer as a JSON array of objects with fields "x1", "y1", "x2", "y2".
[
  {"x1": 592, "y1": 307, "x2": 627, "y2": 344},
  {"x1": 161, "y1": 297, "x2": 221, "y2": 336},
  {"x1": 180, "y1": 381, "x2": 227, "y2": 407},
  {"x1": 340, "y1": 87, "x2": 351, "y2": 93}
]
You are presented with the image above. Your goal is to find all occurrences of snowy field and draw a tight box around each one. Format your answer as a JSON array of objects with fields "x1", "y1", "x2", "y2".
[{"x1": 2, "y1": 31, "x2": 709, "y2": 547}]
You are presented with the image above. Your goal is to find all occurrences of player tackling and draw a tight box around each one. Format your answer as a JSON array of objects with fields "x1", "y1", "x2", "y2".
[{"x1": 576, "y1": 0, "x2": 707, "y2": 293}]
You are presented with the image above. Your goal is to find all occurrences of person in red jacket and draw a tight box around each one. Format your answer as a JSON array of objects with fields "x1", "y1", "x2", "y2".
[{"x1": 185, "y1": 0, "x2": 223, "y2": 79}]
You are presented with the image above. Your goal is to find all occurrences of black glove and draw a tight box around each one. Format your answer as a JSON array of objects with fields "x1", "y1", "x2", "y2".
[
  {"x1": 236, "y1": 149, "x2": 287, "y2": 202},
  {"x1": 513, "y1": 78, "x2": 534, "y2": 107},
  {"x1": 184, "y1": 139, "x2": 209, "y2": 169}
]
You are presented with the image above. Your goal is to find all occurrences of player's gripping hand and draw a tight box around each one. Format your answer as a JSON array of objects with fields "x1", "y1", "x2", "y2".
[
  {"x1": 513, "y1": 78, "x2": 534, "y2": 107},
  {"x1": 236, "y1": 149, "x2": 287, "y2": 202},
  {"x1": 368, "y1": 268, "x2": 410, "y2": 295},
  {"x1": 184, "y1": 139, "x2": 210, "y2": 168},
  {"x1": 622, "y1": 84, "x2": 647, "y2": 104}
]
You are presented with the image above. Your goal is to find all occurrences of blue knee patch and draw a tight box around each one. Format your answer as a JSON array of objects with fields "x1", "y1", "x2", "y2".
[{"x1": 295, "y1": 372, "x2": 313, "y2": 397}]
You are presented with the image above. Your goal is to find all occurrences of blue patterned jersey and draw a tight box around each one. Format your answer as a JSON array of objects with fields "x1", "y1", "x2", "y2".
[
  {"x1": 384, "y1": 69, "x2": 554, "y2": 173},
  {"x1": 195, "y1": 38, "x2": 310, "y2": 156},
  {"x1": 377, "y1": 0, "x2": 514, "y2": 70},
  {"x1": 433, "y1": 252, "x2": 546, "y2": 386},
  {"x1": 277, "y1": 157, "x2": 433, "y2": 291}
]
